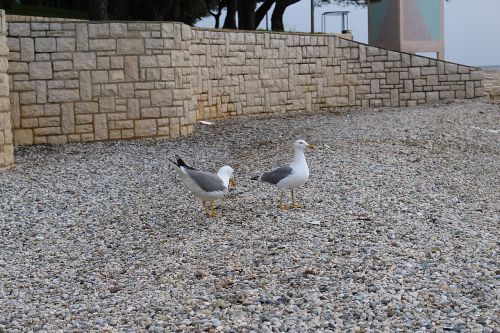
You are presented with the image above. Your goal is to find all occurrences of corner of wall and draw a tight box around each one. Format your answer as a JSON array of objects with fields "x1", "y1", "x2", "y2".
[{"x1": 0, "y1": 9, "x2": 14, "y2": 169}]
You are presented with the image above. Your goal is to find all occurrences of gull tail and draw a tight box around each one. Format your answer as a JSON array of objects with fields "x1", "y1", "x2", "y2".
[
  {"x1": 169, "y1": 155, "x2": 194, "y2": 170},
  {"x1": 169, "y1": 156, "x2": 193, "y2": 183}
]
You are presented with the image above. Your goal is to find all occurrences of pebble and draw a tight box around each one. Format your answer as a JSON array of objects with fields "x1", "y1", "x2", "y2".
[{"x1": 0, "y1": 100, "x2": 498, "y2": 331}]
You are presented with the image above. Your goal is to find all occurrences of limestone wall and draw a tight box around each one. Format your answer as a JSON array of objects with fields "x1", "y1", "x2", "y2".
[
  {"x1": 4, "y1": 18, "x2": 484, "y2": 149},
  {"x1": 0, "y1": 11, "x2": 13, "y2": 168},
  {"x1": 8, "y1": 20, "x2": 195, "y2": 145},
  {"x1": 191, "y1": 29, "x2": 483, "y2": 119}
]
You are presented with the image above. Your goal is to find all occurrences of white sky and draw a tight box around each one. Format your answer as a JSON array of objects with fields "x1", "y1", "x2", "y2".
[{"x1": 197, "y1": 0, "x2": 500, "y2": 67}]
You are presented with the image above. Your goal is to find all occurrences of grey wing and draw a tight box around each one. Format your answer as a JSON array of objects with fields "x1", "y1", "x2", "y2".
[
  {"x1": 185, "y1": 168, "x2": 226, "y2": 192},
  {"x1": 260, "y1": 165, "x2": 293, "y2": 185}
]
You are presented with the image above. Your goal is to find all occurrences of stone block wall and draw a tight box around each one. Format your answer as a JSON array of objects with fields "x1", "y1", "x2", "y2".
[
  {"x1": 191, "y1": 29, "x2": 483, "y2": 119},
  {"x1": 0, "y1": 11, "x2": 13, "y2": 168},
  {"x1": 7, "y1": 20, "x2": 195, "y2": 145},
  {"x1": 1, "y1": 17, "x2": 484, "y2": 158}
]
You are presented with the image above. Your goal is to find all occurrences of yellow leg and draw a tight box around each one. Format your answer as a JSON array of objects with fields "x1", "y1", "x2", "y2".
[
  {"x1": 202, "y1": 201, "x2": 210, "y2": 216},
  {"x1": 290, "y1": 189, "x2": 304, "y2": 209},
  {"x1": 209, "y1": 201, "x2": 217, "y2": 218},
  {"x1": 278, "y1": 191, "x2": 287, "y2": 210}
]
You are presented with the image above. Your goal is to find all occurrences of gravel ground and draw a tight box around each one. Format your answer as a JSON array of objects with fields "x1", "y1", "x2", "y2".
[{"x1": 0, "y1": 100, "x2": 499, "y2": 332}]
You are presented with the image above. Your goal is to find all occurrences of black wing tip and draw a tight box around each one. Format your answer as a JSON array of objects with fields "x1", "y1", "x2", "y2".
[
  {"x1": 251, "y1": 175, "x2": 260, "y2": 181},
  {"x1": 176, "y1": 156, "x2": 187, "y2": 167},
  {"x1": 168, "y1": 155, "x2": 184, "y2": 166},
  {"x1": 171, "y1": 155, "x2": 195, "y2": 170}
]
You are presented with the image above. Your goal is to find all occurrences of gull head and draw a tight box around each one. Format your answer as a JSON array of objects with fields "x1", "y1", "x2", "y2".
[
  {"x1": 217, "y1": 165, "x2": 236, "y2": 188},
  {"x1": 294, "y1": 139, "x2": 315, "y2": 150}
]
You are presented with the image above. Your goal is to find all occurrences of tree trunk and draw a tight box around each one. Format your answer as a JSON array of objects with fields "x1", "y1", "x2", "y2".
[
  {"x1": 237, "y1": 0, "x2": 256, "y2": 30},
  {"x1": 222, "y1": 0, "x2": 237, "y2": 29},
  {"x1": 89, "y1": 0, "x2": 108, "y2": 20},
  {"x1": 206, "y1": 0, "x2": 224, "y2": 29},
  {"x1": 213, "y1": 14, "x2": 220, "y2": 28},
  {"x1": 271, "y1": 0, "x2": 299, "y2": 31},
  {"x1": 255, "y1": 0, "x2": 275, "y2": 28}
]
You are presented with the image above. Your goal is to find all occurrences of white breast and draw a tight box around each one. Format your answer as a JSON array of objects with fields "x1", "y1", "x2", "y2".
[{"x1": 277, "y1": 160, "x2": 309, "y2": 189}]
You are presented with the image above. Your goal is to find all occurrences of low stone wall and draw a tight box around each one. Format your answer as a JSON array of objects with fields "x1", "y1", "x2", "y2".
[
  {"x1": 8, "y1": 19, "x2": 195, "y2": 145},
  {"x1": 0, "y1": 12, "x2": 13, "y2": 168},
  {"x1": 0, "y1": 11, "x2": 484, "y2": 168},
  {"x1": 191, "y1": 29, "x2": 483, "y2": 119}
]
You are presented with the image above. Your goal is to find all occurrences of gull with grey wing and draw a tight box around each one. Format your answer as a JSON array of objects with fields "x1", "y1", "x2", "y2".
[
  {"x1": 171, "y1": 157, "x2": 236, "y2": 217},
  {"x1": 252, "y1": 139, "x2": 315, "y2": 209}
]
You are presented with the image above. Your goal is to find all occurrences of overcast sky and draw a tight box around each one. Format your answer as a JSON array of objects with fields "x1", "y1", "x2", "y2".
[{"x1": 197, "y1": 0, "x2": 500, "y2": 67}]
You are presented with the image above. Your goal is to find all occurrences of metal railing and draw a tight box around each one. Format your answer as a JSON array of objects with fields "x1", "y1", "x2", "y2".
[{"x1": 321, "y1": 10, "x2": 350, "y2": 33}]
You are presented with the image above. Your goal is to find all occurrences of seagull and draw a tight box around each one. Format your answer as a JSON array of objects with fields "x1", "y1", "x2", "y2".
[
  {"x1": 171, "y1": 156, "x2": 236, "y2": 217},
  {"x1": 252, "y1": 139, "x2": 315, "y2": 209}
]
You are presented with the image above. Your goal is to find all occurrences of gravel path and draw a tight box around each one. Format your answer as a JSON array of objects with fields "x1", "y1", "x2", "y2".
[{"x1": 1, "y1": 100, "x2": 499, "y2": 332}]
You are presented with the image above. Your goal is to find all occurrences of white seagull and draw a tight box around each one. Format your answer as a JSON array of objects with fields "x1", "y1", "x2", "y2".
[
  {"x1": 253, "y1": 139, "x2": 315, "y2": 209},
  {"x1": 171, "y1": 157, "x2": 236, "y2": 217}
]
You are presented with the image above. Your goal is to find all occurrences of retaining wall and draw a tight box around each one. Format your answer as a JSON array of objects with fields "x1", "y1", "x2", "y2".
[
  {"x1": 0, "y1": 12, "x2": 13, "y2": 168},
  {"x1": 191, "y1": 28, "x2": 483, "y2": 119},
  {"x1": 0, "y1": 10, "x2": 485, "y2": 168},
  {"x1": 7, "y1": 18, "x2": 196, "y2": 145}
]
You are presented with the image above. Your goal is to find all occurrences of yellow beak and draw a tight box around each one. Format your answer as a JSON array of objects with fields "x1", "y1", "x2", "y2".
[
  {"x1": 229, "y1": 177, "x2": 237, "y2": 188},
  {"x1": 308, "y1": 144, "x2": 316, "y2": 150}
]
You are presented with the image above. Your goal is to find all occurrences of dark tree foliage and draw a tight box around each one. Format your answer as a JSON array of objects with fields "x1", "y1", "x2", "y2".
[
  {"x1": 89, "y1": 0, "x2": 108, "y2": 20},
  {"x1": 108, "y1": 0, "x2": 128, "y2": 20},
  {"x1": 9, "y1": 0, "x2": 210, "y2": 24},
  {"x1": 183, "y1": 0, "x2": 214, "y2": 25},
  {"x1": 87, "y1": 0, "x2": 209, "y2": 25},
  {"x1": 13, "y1": 0, "x2": 89, "y2": 10},
  {"x1": 0, "y1": 0, "x2": 14, "y2": 9},
  {"x1": 10, "y1": 0, "x2": 418, "y2": 31}
]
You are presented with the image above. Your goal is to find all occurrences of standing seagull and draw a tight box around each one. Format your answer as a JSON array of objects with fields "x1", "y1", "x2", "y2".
[
  {"x1": 171, "y1": 157, "x2": 236, "y2": 217},
  {"x1": 253, "y1": 139, "x2": 315, "y2": 209}
]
